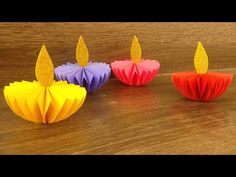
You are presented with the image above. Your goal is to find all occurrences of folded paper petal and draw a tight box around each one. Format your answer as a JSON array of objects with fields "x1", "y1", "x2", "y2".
[
  {"x1": 4, "y1": 80, "x2": 87, "y2": 124},
  {"x1": 55, "y1": 62, "x2": 111, "y2": 93},
  {"x1": 111, "y1": 59, "x2": 160, "y2": 86},
  {"x1": 172, "y1": 72, "x2": 233, "y2": 102}
]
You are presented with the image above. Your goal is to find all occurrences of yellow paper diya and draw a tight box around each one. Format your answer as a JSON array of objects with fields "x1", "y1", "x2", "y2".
[{"x1": 3, "y1": 45, "x2": 87, "y2": 124}]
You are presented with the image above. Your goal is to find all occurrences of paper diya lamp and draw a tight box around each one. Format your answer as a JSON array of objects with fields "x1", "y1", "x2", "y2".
[
  {"x1": 3, "y1": 45, "x2": 87, "y2": 124},
  {"x1": 54, "y1": 36, "x2": 111, "y2": 93},
  {"x1": 172, "y1": 42, "x2": 233, "y2": 102},
  {"x1": 111, "y1": 35, "x2": 160, "y2": 86}
]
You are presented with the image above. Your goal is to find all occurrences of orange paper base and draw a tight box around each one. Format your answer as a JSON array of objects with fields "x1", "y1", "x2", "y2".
[{"x1": 172, "y1": 72, "x2": 233, "y2": 102}]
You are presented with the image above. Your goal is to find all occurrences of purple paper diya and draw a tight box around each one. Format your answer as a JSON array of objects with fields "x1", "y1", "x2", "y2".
[{"x1": 55, "y1": 36, "x2": 111, "y2": 93}]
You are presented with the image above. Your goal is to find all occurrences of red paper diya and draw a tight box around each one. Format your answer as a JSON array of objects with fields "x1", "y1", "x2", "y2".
[
  {"x1": 172, "y1": 42, "x2": 233, "y2": 102},
  {"x1": 111, "y1": 36, "x2": 160, "y2": 86}
]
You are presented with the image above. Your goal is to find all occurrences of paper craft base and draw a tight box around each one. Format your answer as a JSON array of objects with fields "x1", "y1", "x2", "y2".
[
  {"x1": 111, "y1": 59, "x2": 160, "y2": 86},
  {"x1": 4, "y1": 80, "x2": 87, "y2": 124},
  {"x1": 172, "y1": 72, "x2": 233, "y2": 102},
  {"x1": 55, "y1": 62, "x2": 111, "y2": 93}
]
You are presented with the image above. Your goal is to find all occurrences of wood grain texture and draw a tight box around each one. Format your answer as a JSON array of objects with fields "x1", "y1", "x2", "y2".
[{"x1": 1, "y1": 22, "x2": 236, "y2": 154}]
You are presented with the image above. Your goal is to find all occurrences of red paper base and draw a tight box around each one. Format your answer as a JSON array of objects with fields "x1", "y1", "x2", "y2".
[
  {"x1": 111, "y1": 59, "x2": 160, "y2": 86},
  {"x1": 172, "y1": 72, "x2": 233, "y2": 102}
]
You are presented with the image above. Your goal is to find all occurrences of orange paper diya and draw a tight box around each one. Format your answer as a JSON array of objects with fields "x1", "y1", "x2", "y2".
[
  {"x1": 3, "y1": 45, "x2": 87, "y2": 124},
  {"x1": 111, "y1": 36, "x2": 160, "y2": 86},
  {"x1": 172, "y1": 42, "x2": 233, "y2": 102}
]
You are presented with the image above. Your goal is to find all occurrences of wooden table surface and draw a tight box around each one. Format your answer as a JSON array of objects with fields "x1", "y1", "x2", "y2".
[{"x1": 1, "y1": 22, "x2": 236, "y2": 154}]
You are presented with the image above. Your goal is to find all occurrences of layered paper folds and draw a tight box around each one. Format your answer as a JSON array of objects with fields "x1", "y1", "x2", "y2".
[
  {"x1": 4, "y1": 81, "x2": 86, "y2": 124},
  {"x1": 172, "y1": 72, "x2": 233, "y2": 102},
  {"x1": 55, "y1": 62, "x2": 111, "y2": 93},
  {"x1": 111, "y1": 59, "x2": 160, "y2": 86}
]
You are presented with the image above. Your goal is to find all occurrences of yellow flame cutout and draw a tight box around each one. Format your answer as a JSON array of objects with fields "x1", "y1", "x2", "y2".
[
  {"x1": 35, "y1": 45, "x2": 54, "y2": 86},
  {"x1": 76, "y1": 36, "x2": 89, "y2": 67},
  {"x1": 131, "y1": 35, "x2": 142, "y2": 64},
  {"x1": 194, "y1": 41, "x2": 208, "y2": 74}
]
